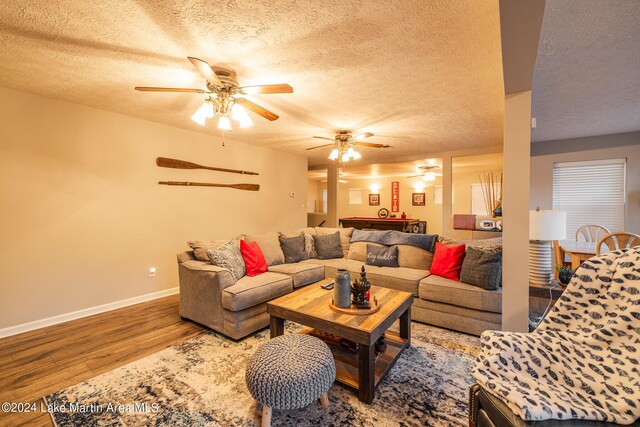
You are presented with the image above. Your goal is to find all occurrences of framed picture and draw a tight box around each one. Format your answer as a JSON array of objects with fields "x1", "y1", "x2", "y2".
[
  {"x1": 369, "y1": 194, "x2": 380, "y2": 206},
  {"x1": 412, "y1": 192, "x2": 425, "y2": 206}
]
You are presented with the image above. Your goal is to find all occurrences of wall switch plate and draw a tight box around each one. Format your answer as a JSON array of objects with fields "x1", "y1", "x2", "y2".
[{"x1": 149, "y1": 267, "x2": 156, "y2": 278}]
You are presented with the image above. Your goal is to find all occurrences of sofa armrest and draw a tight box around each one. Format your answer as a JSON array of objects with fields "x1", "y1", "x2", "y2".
[
  {"x1": 469, "y1": 384, "x2": 481, "y2": 427},
  {"x1": 178, "y1": 260, "x2": 236, "y2": 331}
]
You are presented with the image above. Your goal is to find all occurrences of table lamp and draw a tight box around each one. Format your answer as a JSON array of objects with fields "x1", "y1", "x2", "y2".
[{"x1": 529, "y1": 209, "x2": 566, "y2": 285}]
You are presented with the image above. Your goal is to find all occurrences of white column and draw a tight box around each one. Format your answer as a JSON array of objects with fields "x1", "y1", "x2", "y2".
[
  {"x1": 442, "y1": 154, "x2": 453, "y2": 237},
  {"x1": 502, "y1": 91, "x2": 532, "y2": 332},
  {"x1": 326, "y1": 164, "x2": 339, "y2": 227}
]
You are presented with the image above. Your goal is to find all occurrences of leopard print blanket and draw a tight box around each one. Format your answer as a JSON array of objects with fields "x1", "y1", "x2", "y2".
[{"x1": 473, "y1": 247, "x2": 640, "y2": 424}]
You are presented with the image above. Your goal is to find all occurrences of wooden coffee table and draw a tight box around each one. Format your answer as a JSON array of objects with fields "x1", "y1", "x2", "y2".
[{"x1": 267, "y1": 279, "x2": 413, "y2": 404}]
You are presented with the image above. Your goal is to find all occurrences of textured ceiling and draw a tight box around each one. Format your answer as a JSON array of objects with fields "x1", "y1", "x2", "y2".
[
  {"x1": 0, "y1": 0, "x2": 504, "y2": 166},
  {"x1": 531, "y1": 0, "x2": 640, "y2": 142},
  {"x1": 308, "y1": 152, "x2": 502, "y2": 180}
]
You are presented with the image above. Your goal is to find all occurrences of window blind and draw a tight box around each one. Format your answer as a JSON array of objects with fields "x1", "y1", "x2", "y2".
[{"x1": 552, "y1": 159, "x2": 626, "y2": 239}]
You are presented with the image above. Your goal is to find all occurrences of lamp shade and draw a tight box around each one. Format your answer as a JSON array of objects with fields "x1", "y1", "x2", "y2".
[{"x1": 529, "y1": 210, "x2": 566, "y2": 241}]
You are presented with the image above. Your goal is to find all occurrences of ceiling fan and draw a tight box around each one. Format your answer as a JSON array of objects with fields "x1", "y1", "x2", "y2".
[
  {"x1": 306, "y1": 130, "x2": 391, "y2": 162},
  {"x1": 407, "y1": 165, "x2": 442, "y2": 181},
  {"x1": 135, "y1": 57, "x2": 292, "y2": 132}
]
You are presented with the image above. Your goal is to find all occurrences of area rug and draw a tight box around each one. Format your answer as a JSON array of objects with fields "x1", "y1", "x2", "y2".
[{"x1": 45, "y1": 322, "x2": 479, "y2": 426}]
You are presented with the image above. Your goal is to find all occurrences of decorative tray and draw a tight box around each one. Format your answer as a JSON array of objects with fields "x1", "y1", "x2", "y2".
[{"x1": 329, "y1": 296, "x2": 380, "y2": 315}]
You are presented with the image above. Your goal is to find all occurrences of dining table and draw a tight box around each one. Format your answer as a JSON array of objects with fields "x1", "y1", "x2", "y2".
[{"x1": 557, "y1": 240, "x2": 597, "y2": 268}]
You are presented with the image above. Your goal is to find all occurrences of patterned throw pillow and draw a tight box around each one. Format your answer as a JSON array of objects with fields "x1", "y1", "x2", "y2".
[
  {"x1": 459, "y1": 246, "x2": 502, "y2": 290},
  {"x1": 366, "y1": 244, "x2": 399, "y2": 267},
  {"x1": 302, "y1": 231, "x2": 317, "y2": 259},
  {"x1": 206, "y1": 240, "x2": 246, "y2": 281},
  {"x1": 279, "y1": 234, "x2": 308, "y2": 263},
  {"x1": 313, "y1": 232, "x2": 343, "y2": 260}
]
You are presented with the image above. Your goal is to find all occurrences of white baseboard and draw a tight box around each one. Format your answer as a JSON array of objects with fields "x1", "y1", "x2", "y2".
[{"x1": 0, "y1": 287, "x2": 179, "y2": 339}]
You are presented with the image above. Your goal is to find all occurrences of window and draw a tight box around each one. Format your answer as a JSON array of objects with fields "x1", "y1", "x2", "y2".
[
  {"x1": 348, "y1": 188, "x2": 363, "y2": 205},
  {"x1": 471, "y1": 183, "x2": 501, "y2": 216},
  {"x1": 434, "y1": 186, "x2": 442, "y2": 204},
  {"x1": 553, "y1": 159, "x2": 626, "y2": 238},
  {"x1": 322, "y1": 190, "x2": 327, "y2": 213}
]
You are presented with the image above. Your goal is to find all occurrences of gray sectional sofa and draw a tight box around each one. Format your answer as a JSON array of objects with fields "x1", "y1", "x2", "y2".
[{"x1": 177, "y1": 227, "x2": 502, "y2": 340}]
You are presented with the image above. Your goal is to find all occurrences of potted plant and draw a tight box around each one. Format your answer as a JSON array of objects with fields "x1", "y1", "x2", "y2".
[{"x1": 556, "y1": 265, "x2": 577, "y2": 285}]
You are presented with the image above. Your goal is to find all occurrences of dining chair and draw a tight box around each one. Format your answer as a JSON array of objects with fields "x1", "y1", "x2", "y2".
[
  {"x1": 596, "y1": 231, "x2": 640, "y2": 255},
  {"x1": 576, "y1": 224, "x2": 611, "y2": 242}
]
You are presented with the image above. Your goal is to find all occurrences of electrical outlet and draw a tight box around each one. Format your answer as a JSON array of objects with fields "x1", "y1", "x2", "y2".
[
  {"x1": 149, "y1": 267, "x2": 156, "y2": 278},
  {"x1": 290, "y1": 192, "x2": 296, "y2": 198}
]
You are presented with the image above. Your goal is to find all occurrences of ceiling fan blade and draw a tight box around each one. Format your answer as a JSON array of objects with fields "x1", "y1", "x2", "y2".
[
  {"x1": 235, "y1": 98, "x2": 279, "y2": 121},
  {"x1": 354, "y1": 141, "x2": 386, "y2": 148},
  {"x1": 135, "y1": 87, "x2": 209, "y2": 93},
  {"x1": 240, "y1": 84, "x2": 293, "y2": 94},
  {"x1": 188, "y1": 56, "x2": 223, "y2": 86},
  {"x1": 354, "y1": 132, "x2": 374, "y2": 140},
  {"x1": 313, "y1": 136, "x2": 335, "y2": 141},
  {"x1": 305, "y1": 143, "x2": 334, "y2": 151},
  {"x1": 406, "y1": 174, "x2": 424, "y2": 178}
]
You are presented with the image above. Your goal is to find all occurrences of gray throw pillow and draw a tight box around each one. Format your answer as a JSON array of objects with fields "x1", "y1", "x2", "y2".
[
  {"x1": 279, "y1": 234, "x2": 308, "y2": 263},
  {"x1": 459, "y1": 246, "x2": 502, "y2": 290},
  {"x1": 206, "y1": 240, "x2": 246, "y2": 281},
  {"x1": 313, "y1": 232, "x2": 343, "y2": 260},
  {"x1": 366, "y1": 244, "x2": 399, "y2": 267}
]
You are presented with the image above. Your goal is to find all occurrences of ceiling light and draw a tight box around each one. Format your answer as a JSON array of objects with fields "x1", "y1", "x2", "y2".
[
  {"x1": 231, "y1": 103, "x2": 253, "y2": 128},
  {"x1": 218, "y1": 116, "x2": 232, "y2": 130},
  {"x1": 422, "y1": 172, "x2": 436, "y2": 182},
  {"x1": 328, "y1": 149, "x2": 339, "y2": 161},
  {"x1": 191, "y1": 100, "x2": 214, "y2": 126},
  {"x1": 341, "y1": 153, "x2": 350, "y2": 162}
]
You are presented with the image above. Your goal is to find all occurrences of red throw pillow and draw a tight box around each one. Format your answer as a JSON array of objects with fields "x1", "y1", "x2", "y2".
[
  {"x1": 430, "y1": 242, "x2": 466, "y2": 281},
  {"x1": 240, "y1": 240, "x2": 268, "y2": 277}
]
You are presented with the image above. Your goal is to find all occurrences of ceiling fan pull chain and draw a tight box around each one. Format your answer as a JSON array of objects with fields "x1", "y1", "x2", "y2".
[{"x1": 221, "y1": 130, "x2": 225, "y2": 147}]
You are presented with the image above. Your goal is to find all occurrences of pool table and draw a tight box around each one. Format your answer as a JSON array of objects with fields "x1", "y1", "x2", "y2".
[{"x1": 339, "y1": 217, "x2": 421, "y2": 233}]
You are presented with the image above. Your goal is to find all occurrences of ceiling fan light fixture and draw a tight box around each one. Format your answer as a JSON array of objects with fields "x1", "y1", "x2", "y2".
[
  {"x1": 190, "y1": 100, "x2": 213, "y2": 126},
  {"x1": 422, "y1": 172, "x2": 436, "y2": 182},
  {"x1": 231, "y1": 103, "x2": 253, "y2": 128},
  {"x1": 217, "y1": 116, "x2": 232, "y2": 130},
  {"x1": 341, "y1": 153, "x2": 350, "y2": 162},
  {"x1": 328, "y1": 149, "x2": 339, "y2": 160}
]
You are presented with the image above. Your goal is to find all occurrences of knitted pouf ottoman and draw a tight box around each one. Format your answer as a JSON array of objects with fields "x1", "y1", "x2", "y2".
[{"x1": 245, "y1": 334, "x2": 336, "y2": 427}]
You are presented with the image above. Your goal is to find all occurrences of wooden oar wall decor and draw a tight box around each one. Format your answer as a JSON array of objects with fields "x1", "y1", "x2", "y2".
[
  {"x1": 156, "y1": 157, "x2": 260, "y2": 191},
  {"x1": 156, "y1": 157, "x2": 259, "y2": 176},
  {"x1": 159, "y1": 181, "x2": 259, "y2": 191}
]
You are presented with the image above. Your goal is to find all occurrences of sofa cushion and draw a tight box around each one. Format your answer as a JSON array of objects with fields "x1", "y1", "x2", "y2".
[
  {"x1": 366, "y1": 244, "x2": 399, "y2": 267},
  {"x1": 347, "y1": 241, "x2": 384, "y2": 262},
  {"x1": 320, "y1": 258, "x2": 427, "y2": 296},
  {"x1": 398, "y1": 245, "x2": 434, "y2": 270},
  {"x1": 314, "y1": 232, "x2": 343, "y2": 259},
  {"x1": 188, "y1": 239, "x2": 228, "y2": 262},
  {"x1": 268, "y1": 263, "x2": 325, "y2": 288},
  {"x1": 279, "y1": 233, "x2": 308, "y2": 263},
  {"x1": 316, "y1": 227, "x2": 354, "y2": 256},
  {"x1": 459, "y1": 246, "x2": 502, "y2": 290},
  {"x1": 419, "y1": 274, "x2": 502, "y2": 313},
  {"x1": 206, "y1": 240, "x2": 246, "y2": 281},
  {"x1": 348, "y1": 241, "x2": 434, "y2": 270},
  {"x1": 222, "y1": 272, "x2": 293, "y2": 312},
  {"x1": 243, "y1": 232, "x2": 285, "y2": 266}
]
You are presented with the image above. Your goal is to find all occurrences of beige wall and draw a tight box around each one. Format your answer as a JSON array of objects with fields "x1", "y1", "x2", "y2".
[
  {"x1": 0, "y1": 87, "x2": 308, "y2": 330},
  {"x1": 334, "y1": 176, "x2": 443, "y2": 235},
  {"x1": 530, "y1": 132, "x2": 640, "y2": 234}
]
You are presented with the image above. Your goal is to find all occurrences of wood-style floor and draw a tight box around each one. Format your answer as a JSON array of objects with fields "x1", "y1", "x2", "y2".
[{"x1": 0, "y1": 295, "x2": 204, "y2": 427}]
